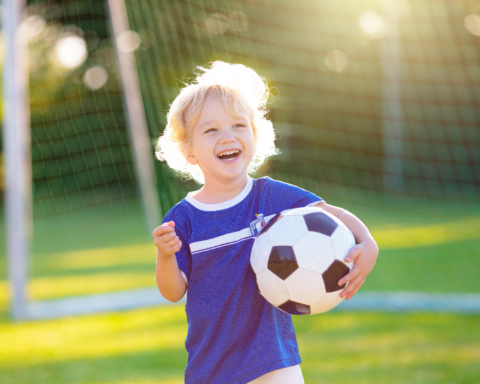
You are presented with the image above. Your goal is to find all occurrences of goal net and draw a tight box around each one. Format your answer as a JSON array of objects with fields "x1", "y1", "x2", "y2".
[{"x1": 1, "y1": 0, "x2": 479, "y2": 319}]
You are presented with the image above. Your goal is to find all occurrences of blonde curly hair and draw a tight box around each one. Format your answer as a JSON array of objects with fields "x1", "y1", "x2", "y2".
[{"x1": 155, "y1": 61, "x2": 279, "y2": 184}]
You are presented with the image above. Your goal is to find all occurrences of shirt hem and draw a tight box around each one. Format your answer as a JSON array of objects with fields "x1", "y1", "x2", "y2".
[{"x1": 223, "y1": 355, "x2": 302, "y2": 384}]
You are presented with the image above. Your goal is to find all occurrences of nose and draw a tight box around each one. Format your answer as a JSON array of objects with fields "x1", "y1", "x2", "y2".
[{"x1": 219, "y1": 127, "x2": 236, "y2": 144}]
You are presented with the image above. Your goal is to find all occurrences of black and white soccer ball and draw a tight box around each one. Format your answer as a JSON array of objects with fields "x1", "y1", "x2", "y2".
[{"x1": 250, "y1": 206, "x2": 355, "y2": 315}]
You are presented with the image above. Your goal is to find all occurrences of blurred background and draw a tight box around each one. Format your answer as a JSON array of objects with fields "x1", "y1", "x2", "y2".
[{"x1": 0, "y1": 0, "x2": 479, "y2": 383}]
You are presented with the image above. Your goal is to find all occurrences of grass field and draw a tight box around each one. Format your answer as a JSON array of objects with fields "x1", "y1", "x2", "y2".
[
  {"x1": 1, "y1": 189, "x2": 480, "y2": 383},
  {"x1": 1, "y1": 189, "x2": 479, "y2": 314},
  {"x1": 0, "y1": 305, "x2": 479, "y2": 383}
]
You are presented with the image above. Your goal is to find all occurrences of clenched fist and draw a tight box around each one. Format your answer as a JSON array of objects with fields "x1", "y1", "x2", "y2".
[{"x1": 152, "y1": 221, "x2": 182, "y2": 259}]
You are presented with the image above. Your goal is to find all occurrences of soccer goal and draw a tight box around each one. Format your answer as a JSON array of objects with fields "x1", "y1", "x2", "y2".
[
  {"x1": 3, "y1": 0, "x2": 480, "y2": 320},
  {"x1": 4, "y1": 0, "x2": 163, "y2": 320}
]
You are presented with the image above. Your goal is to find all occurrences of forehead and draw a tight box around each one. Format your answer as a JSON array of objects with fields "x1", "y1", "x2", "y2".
[{"x1": 195, "y1": 93, "x2": 248, "y2": 127}]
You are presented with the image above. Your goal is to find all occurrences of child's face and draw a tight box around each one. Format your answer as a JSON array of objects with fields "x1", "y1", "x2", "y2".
[{"x1": 185, "y1": 94, "x2": 255, "y2": 186}]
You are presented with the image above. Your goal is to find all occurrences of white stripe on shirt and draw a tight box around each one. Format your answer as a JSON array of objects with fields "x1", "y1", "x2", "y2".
[{"x1": 190, "y1": 214, "x2": 276, "y2": 254}]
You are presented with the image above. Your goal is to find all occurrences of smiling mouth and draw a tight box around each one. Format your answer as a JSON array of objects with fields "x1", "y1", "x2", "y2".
[{"x1": 217, "y1": 150, "x2": 240, "y2": 162}]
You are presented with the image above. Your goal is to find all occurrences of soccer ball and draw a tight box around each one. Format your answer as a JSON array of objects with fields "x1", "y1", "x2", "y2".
[{"x1": 250, "y1": 206, "x2": 355, "y2": 315}]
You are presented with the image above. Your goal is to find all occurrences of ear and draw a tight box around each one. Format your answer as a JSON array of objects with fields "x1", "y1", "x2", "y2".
[{"x1": 183, "y1": 146, "x2": 198, "y2": 165}]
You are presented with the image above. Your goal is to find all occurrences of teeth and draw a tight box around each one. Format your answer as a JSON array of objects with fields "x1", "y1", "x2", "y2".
[{"x1": 218, "y1": 150, "x2": 239, "y2": 157}]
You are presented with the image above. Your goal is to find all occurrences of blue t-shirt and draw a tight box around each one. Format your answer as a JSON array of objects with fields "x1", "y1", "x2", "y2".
[{"x1": 162, "y1": 177, "x2": 322, "y2": 384}]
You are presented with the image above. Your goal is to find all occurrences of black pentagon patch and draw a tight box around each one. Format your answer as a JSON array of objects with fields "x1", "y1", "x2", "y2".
[
  {"x1": 279, "y1": 301, "x2": 310, "y2": 315},
  {"x1": 268, "y1": 246, "x2": 298, "y2": 280},
  {"x1": 322, "y1": 260, "x2": 350, "y2": 292},
  {"x1": 258, "y1": 213, "x2": 282, "y2": 237},
  {"x1": 304, "y1": 212, "x2": 338, "y2": 237}
]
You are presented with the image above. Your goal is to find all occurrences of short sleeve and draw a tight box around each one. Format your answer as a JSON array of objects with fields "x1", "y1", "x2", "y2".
[
  {"x1": 266, "y1": 177, "x2": 322, "y2": 212},
  {"x1": 162, "y1": 208, "x2": 191, "y2": 285}
]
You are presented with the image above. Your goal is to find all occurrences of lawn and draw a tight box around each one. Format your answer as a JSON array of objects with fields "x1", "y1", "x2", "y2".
[
  {"x1": 0, "y1": 188, "x2": 479, "y2": 383},
  {"x1": 1, "y1": 189, "x2": 479, "y2": 318},
  {"x1": 0, "y1": 305, "x2": 479, "y2": 384}
]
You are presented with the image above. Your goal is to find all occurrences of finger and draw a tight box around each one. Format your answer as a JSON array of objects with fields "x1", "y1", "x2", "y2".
[
  {"x1": 153, "y1": 231, "x2": 174, "y2": 244},
  {"x1": 171, "y1": 240, "x2": 182, "y2": 253},
  {"x1": 166, "y1": 240, "x2": 182, "y2": 254},
  {"x1": 153, "y1": 232, "x2": 176, "y2": 249},
  {"x1": 345, "y1": 279, "x2": 364, "y2": 300},
  {"x1": 344, "y1": 246, "x2": 360, "y2": 263},
  {"x1": 340, "y1": 276, "x2": 365, "y2": 299},
  {"x1": 152, "y1": 225, "x2": 173, "y2": 236},
  {"x1": 165, "y1": 235, "x2": 181, "y2": 249},
  {"x1": 167, "y1": 221, "x2": 175, "y2": 227},
  {"x1": 160, "y1": 231, "x2": 177, "y2": 243},
  {"x1": 152, "y1": 225, "x2": 175, "y2": 237},
  {"x1": 338, "y1": 267, "x2": 361, "y2": 287},
  {"x1": 157, "y1": 237, "x2": 180, "y2": 256}
]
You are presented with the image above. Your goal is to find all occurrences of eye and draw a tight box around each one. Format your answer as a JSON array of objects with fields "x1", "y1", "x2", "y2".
[
  {"x1": 234, "y1": 124, "x2": 246, "y2": 128},
  {"x1": 204, "y1": 128, "x2": 217, "y2": 134}
]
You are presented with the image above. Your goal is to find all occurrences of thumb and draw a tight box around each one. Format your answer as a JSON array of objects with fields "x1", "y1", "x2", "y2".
[{"x1": 167, "y1": 221, "x2": 175, "y2": 227}]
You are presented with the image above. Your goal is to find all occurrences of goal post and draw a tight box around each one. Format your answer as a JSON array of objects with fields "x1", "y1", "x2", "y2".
[
  {"x1": 106, "y1": 0, "x2": 162, "y2": 234},
  {"x1": 4, "y1": 0, "x2": 31, "y2": 320},
  {"x1": 3, "y1": 0, "x2": 162, "y2": 320}
]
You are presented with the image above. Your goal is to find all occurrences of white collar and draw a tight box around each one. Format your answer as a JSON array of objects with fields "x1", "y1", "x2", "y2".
[{"x1": 185, "y1": 177, "x2": 253, "y2": 211}]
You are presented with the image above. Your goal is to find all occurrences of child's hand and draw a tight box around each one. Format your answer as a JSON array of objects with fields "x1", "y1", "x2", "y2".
[
  {"x1": 338, "y1": 238, "x2": 378, "y2": 300},
  {"x1": 152, "y1": 221, "x2": 182, "y2": 259}
]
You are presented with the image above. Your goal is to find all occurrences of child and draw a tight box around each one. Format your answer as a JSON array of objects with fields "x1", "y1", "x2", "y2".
[{"x1": 153, "y1": 62, "x2": 378, "y2": 384}]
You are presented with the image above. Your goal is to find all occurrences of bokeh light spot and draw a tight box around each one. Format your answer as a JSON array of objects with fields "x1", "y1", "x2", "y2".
[
  {"x1": 83, "y1": 66, "x2": 108, "y2": 91},
  {"x1": 359, "y1": 11, "x2": 386, "y2": 39},
  {"x1": 325, "y1": 50, "x2": 348, "y2": 73},
  {"x1": 228, "y1": 11, "x2": 249, "y2": 32},
  {"x1": 464, "y1": 14, "x2": 480, "y2": 36},
  {"x1": 117, "y1": 30, "x2": 141, "y2": 53},
  {"x1": 55, "y1": 35, "x2": 88, "y2": 68},
  {"x1": 206, "y1": 13, "x2": 228, "y2": 34},
  {"x1": 26, "y1": 15, "x2": 46, "y2": 38}
]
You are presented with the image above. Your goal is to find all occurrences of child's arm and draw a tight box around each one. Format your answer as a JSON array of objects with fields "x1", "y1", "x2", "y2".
[
  {"x1": 314, "y1": 201, "x2": 378, "y2": 300},
  {"x1": 152, "y1": 221, "x2": 187, "y2": 302}
]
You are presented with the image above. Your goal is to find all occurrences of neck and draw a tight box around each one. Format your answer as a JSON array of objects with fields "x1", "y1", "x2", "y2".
[{"x1": 192, "y1": 175, "x2": 249, "y2": 204}]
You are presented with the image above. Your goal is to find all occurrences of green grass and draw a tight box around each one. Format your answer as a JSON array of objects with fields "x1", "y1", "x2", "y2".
[
  {"x1": 1, "y1": 191, "x2": 480, "y2": 320},
  {"x1": 296, "y1": 311, "x2": 480, "y2": 384},
  {"x1": 0, "y1": 191, "x2": 479, "y2": 383},
  {"x1": 0, "y1": 305, "x2": 479, "y2": 383}
]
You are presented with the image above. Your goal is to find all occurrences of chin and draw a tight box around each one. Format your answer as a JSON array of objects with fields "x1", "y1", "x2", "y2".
[{"x1": 221, "y1": 170, "x2": 248, "y2": 181}]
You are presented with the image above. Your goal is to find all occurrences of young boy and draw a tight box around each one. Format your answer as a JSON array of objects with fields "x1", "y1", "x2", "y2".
[{"x1": 153, "y1": 62, "x2": 378, "y2": 384}]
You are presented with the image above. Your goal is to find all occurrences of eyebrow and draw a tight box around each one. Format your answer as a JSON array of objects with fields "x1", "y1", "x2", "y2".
[
  {"x1": 198, "y1": 117, "x2": 247, "y2": 128},
  {"x1": 198, "y1": 119, "x2": 216, "y2": 128}
]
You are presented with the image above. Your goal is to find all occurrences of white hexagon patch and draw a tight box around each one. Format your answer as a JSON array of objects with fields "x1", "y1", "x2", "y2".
[
  {"x1": 330, "y1": 225, "x2": 356, "y2": 267},
  {"x1": 250, "y1": 233, "x2": 273, "y2": 274},
  {"x1": 310, "y1": 290, "x2": 345, "y2": 314},
  {"x1": 293, "y1": 231, "x2": 335, "y2": 274},
  {"x1": 267, "y1": 215, "x2": 308, "y2": 246},
  {"x1": 284, "y1": 268, "x2": 326, "y2": 305},
  {"x1": 281, "y1": 206, "x2": 321, "y2": 217},
  {"x1": 256, "y1": 269, "x2": 289, "y2": 307}
]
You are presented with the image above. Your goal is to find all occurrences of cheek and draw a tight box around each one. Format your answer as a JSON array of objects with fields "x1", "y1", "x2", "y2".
[
  {"x1": 249, "y1": 131, "x2": 256, "y2": 150},
  {"x1": 244, "y1": 135, "x2": 255, "y2": 157}
]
